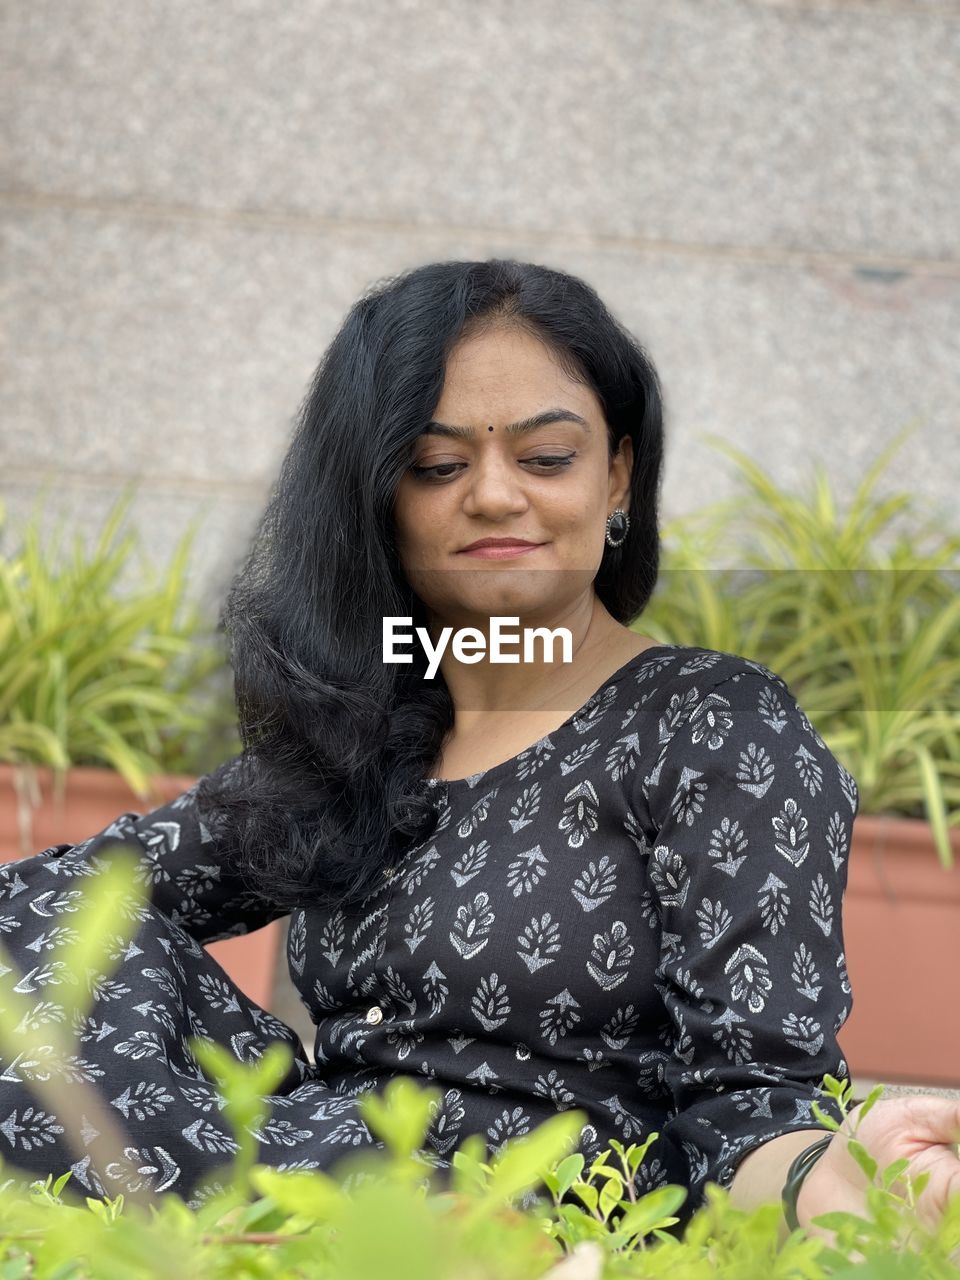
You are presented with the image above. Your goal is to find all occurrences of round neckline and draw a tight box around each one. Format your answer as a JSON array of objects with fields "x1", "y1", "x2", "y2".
[{"x1": 421, "y1": 642, "x2": 684, "y2": 792}]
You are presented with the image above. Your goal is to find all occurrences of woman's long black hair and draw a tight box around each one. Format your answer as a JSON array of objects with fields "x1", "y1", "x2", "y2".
[{"x1": 196, "y1": 258, "x2": 666, "y2": 914}]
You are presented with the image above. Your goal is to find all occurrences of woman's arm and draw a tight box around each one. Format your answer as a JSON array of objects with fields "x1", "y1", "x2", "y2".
[
  {"x1": 728, "y1": 1126, "x2": 834, "y2": 1239},
  {"x1": 1, "y1": 755, "x2": 287, "y2": 944},
  {"x1": 634, "y1": 660, "x2": 860, "y2": 1227}
]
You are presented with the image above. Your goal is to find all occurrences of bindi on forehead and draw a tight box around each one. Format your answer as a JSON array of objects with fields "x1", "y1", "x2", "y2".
[{"x1": 422, "y1": 408, "x2": 591, "y2": 441}]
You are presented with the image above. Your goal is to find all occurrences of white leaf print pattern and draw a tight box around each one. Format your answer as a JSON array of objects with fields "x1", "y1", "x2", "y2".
[
  {"x1": 712, "y1": 1008, "x2": 753, "y2": 1064},
  {"x1": 104, "y1": 1145, "x2": 180, "y2": 1193},
  {"x1": 771, "y1": 798, "x2": 810, "y2": 868},
  {"x1": 658, "y1": 686, "x2": 703, "y2": 742},
  {"x1": 382, "y1": 966, "x2": 417, "y2": 1016},
  {"x1": 724, "y1": 943, "x2": 772, "y2": 1013},
  {"x1": 507, "y1": 784, "x2": 542, "y2": 833},
  {"x1": 449, "y1": 892, "x2": 496, "y2": 960},
  {"x1": 796, "y1": 705, "x2": 827, "y2": 750},
  {"x1": 319, "y1": 910, "x2": 345, "y2": 967},
  {"x1": 601, "y1": 1004, "x2": 639, "y2": 1051},
  {"x1": 422, "y1": 960, "x2": 448, "y2": 1015},
  {"x1": 570, "y1": 855, "x2": 617, "y2": 911},
  {"x1": 599, "y1": 1094, "x2": 646, "y2": 1141},
  {"x1": 311, "y1": 980, "x2": 342, "y2": 1013},
  {"x1": 572, "y1": 684, "x2": 619, "y2": 733},
  {"x1": 809, "y1": 874, "x2": 834, "y2": 937},
  {"x1": 668, "y1": 766, "x2": 708, "y2": 827},
  {"x1": 14, "y1": 962, "x2": 76, "y2": 993},
  {"x1": 288, "y1": 911, "x2": 305, "y2": 977},
  {"x1": 791, "y1": 943, "x2": 822, "y2": 1001},
  {"x1": 622, "y1": 808, "x2": 650, "y2": 855},
  {"x1": 708, "y1": 817, "x2": 748, "y2": 878},
  {"x1": 539, "y1": 989, "x2": 581, "y2": 1045},
  {"x1": 403, "y1": 897, "x2": 435, "y2": 954},
  {"x1": 450, "y1": 842, "x2": 489, "y2": 887},
  {"x1": 585, "y1": 921, "x2": 635, "y2": 990},
  {"x1": 696, "y1": 899, "x2": 733, "y2": 951},
  {"x1": 757, "y1": 872, "x2": 791, "y2": 935},
  {"x1": 15, "y1": 1000, "x2": 66, "y2": 1033},
  {"x1": 323, "y1": 1118, "x2": 374, "y2": 1146},
  {"x1": 196, "y1": 973, "x2": 241, "y2": 1013},
  {"x1": 386, "y1": 1020, "x2": 424, "y2": 1061},
  {"x1": 346, "y1": 903, "x2": 388, "y2": 993},
  {"x1": 30, "y1": 888, "x2": 83, "y2": 916},
  {"x1": 782, "y1": 1013, "x2": 824, "y2": 1056},
  {"x1": 456, "y1": 790, "x2": 500, "y2": 838},
  {"x1": 825, "y1": 810, "x2": 849, "y2": 874},
  {"x1": 516, "y1": 739, "x2": 555, "y2": 781},
  {"x1": 604, "y1": 733, "x2": 641, "y2": 784},
  {"x1": 648, "y1": 846, "x2": 688, "y2": 909},
  {"x1": 689, "y1": 692, "x2": 734, "y2": 750},
  {"x1": 838, "y1": 760, "x2": 859, "y2": 812},
  {"x1": 487, "y1": 1105, "x2": 531, "y2": 1152},
  {"x1": 182, "y1": 1118, "x2": 239, "y2": 1154},
  {"x1": 736, "y1": 743, "x2": 775, "y2": 798},
  {"x1": 471, "y1": 974, "x2": 510, "y2": 1031},
  {"x1": 113, "y1": 1030, "x2": 168, "y2": 1061},
  {"x1": 757, "y1": 685, "x2": 788, "y2": 734},
  {"x1": 401, "y1": 847, "x2": 440, "y2": 896},
  {"x1": 533, "y1": 1068, "x2": 575, "y2": 1109},
  {"x1": 516, "y1": 912, "x2": 561, "y2": 974},
  {"x1": 560, "y1": 740, "x2": 600, "y2": 776},
  {"x1": 506, "y1": 845, "x2": 549, "y2": 897},
  {"x1": 427, "y1": 1089, "x2": 465, "y2": 1155},
  {"x1": 254, "y1": 1117, "x2": 313, "y2": 1147},
  {"x1": 558, "y1": 780, "x2": 599, "y2": 848},
  {"x1": 25, "y1": 925, "x2": 79, "y2": 953},
  {"x1": 793, "y1": 744, "x2": 824, "y2": 797},
  {"x1": 678, "y1": 652, "x2": 724, "y2": 676}
]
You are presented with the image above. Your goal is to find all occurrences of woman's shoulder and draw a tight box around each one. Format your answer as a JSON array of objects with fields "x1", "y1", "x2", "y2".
[
  {"x1": 621, "y1": 643, "x2": 833, "y2": 760},
  {"x1": 634, "y1": 643, "x2": 858, "y2": 798},
  {"x1": 623, "y1": 643, "x2": 795, "y2": 707}
]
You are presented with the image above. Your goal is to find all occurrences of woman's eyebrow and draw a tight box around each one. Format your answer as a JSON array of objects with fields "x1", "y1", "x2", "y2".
[{"x1": 421, "y1": 408, "x2": 592, "y2": 439}]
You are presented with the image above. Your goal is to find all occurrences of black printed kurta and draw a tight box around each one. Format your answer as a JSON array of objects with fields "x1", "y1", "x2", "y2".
[{"x1": 0, "y1": 643, "x2": 859, "y2": 1226}]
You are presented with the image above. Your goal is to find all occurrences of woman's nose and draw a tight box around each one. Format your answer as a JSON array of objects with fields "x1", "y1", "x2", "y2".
[{"x1": 460, "y1": 452, "x2": 529, "y2": 517}]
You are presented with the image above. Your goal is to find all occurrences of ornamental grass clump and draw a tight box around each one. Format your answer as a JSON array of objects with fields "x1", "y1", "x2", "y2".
[
  {"x1": 0, "y1": 488, "x2": 233, "y2": 802},
  {"x1": 642, "y1": 424, "x2": 960, "y2": 866}
]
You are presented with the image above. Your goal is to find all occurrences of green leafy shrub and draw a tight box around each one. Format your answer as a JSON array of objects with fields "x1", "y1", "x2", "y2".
[
  {"x1": 0, "y1": 487, "x2": 240, "y2": 794},
  {"x1": 642, "y1": 426, "x2": 960, "y2": 866},
  {"x1": 1, "y1": 859, "x2": 960, "y2": 1277}
]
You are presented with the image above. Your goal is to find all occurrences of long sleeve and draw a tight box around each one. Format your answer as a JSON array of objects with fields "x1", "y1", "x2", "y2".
[
  {"x1": 636, "y1": 662, "x2": 859, "y2": 1210},
  {"x1": 0, "y1": 755, "x2": 286, "y2": 944}
]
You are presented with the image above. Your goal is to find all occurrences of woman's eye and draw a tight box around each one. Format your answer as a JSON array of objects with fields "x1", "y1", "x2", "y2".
[
  {"x1": 409, "y1": 462, "x2": 465, "y2": 480},
  {"x1": 525, "y1": 455, "x2": 575, "y2": 470},
  {"x1": 409, "y1": 455, "x2": 575, "y2": 481}
]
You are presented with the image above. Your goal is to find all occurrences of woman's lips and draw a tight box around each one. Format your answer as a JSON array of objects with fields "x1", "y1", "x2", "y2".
[{"x1": 457, "y1": 543, "x2": 544, "y2": 559}]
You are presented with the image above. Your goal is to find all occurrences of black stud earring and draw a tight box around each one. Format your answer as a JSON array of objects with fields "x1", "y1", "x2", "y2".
[{"x1": 605, "y1": 508, "x2": 630, "y2": 547}]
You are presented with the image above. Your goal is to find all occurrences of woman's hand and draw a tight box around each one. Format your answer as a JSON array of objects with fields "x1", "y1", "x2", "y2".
[{"x1": 797, "y1": 1094, "x2": 960, "y2": 1239}]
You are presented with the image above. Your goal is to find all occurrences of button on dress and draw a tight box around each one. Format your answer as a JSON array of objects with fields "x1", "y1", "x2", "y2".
[{"x1": 0, "y1": 643, "x2": 859, "y2": 1227}]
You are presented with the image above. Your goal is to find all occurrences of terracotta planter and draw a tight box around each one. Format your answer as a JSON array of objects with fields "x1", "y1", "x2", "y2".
[
  {"x1": 841, "y1": 813, "x2": 960, "y2": 1086},
  {"x1": 0, "y1": 763, "x2": 283, "y2": 1011}
]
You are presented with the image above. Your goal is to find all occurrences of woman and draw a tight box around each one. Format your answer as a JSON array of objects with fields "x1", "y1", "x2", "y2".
[{"x1": 1, "y1": 258, "x2": 957, "y2": 1240}]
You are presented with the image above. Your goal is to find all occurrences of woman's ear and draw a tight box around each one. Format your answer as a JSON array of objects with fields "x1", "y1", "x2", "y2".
[{"x1": 608, "y1": 432, "x2": 634, "y2": 512}]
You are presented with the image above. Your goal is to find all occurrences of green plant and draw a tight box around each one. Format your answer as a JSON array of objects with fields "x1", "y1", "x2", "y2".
[
  {"x1": 1, "y1": 863, "x2": 960, "y2": 1277},
  {"x1": 641, "y1": 424, "x2": 960, "y2": 866},
  {"x1": 0, "y1": 486, "x2": 237, "y2": 795}
]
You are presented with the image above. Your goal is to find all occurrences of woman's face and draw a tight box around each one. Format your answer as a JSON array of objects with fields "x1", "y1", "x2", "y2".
[{"x1": 392, "y1": 322, "x2": 633, "y2": 631}]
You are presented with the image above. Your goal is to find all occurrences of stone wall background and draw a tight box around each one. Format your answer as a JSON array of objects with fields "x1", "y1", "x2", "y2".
[{"x1": 3, "y1": 0, "x2": 958, "y2": 1045}]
